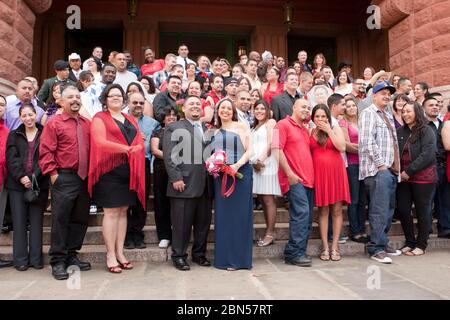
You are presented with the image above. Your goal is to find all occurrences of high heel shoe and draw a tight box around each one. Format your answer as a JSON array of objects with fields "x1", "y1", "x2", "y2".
[
  {"x1": 118, "y1": 261, "x2": 134, "y2": 270},
  {"x1": 257, "y1": 235, "x2": 274, "y2": 247}
]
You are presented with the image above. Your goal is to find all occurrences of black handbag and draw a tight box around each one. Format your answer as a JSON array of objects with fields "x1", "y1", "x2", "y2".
[{"x1": 23, "y1": 174, "x2": 40, "y2": 203}]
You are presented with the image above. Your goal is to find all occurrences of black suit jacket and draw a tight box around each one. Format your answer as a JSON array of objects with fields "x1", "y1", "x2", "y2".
[
  {"x1": 163, "y1": 119, "x2": 213, "y2": 198},
  {"x1": 68, "y1": 70, "x2": 80, "y2": 83},
  {"x1": 271, "y1": 91, "x2": 298, "y2": 122}
]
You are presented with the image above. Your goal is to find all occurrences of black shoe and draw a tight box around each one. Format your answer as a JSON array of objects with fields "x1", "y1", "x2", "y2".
[
  {"x1": 285, "y1": 256, "x2": 312, "y2": 267},
  {"x1": 351, "y1": 235, "x2": 370, "y2": 243},
  {"x1": 30, "y1": 264, "x2": 44, "y2": 270},
  {"x1": 134, "y1": 240, "x2": 146, "y2": 249},
  {"x1": 1, "y1": 224, "x2": 12, "y2": 234},
  {"x1": 173, "y1": 258, "x2": 190, "y2": 271},
  {"x1": 124, "y1": 240, "x2": 135, "y2": 250},
  {"x1": 438, "y1": 232, "x2": 450, "y2": 239},
  {"x1": 66, "y1": 256, "x2": 91, "y2": 271},
  {"x1": 0, "y1": 259, "x2": 13, "y2": 268},
  {"x1": 52, "y1": 263, "x2": 69, "y2": 280},
  {"x1": 15, "y1": 265, "x2": 29, "y2": 271},
  {"x1": 192, "y1": 256, "x2": 211, "y2": 267}
]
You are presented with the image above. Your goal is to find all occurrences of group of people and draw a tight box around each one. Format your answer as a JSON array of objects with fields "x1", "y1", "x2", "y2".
[{"x1": 0, "y1": 44, "x2": 449, "y2": 280}]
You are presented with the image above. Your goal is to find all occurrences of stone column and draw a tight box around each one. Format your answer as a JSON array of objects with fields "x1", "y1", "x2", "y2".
[
  {"x1": 251, "y1": 25, "x2": 288, "y2": 59},
  {"x1": 377, "y1": 0, "x2": 450, "y2": 104},
  {"x1": 0, "y1": 0, "x2": 52, "y2": 95}
]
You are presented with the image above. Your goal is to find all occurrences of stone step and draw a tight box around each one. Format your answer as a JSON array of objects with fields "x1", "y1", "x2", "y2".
[
  {"x1": 0, "y1": 235, "x2": 448, "y2": 264},
  {"x1": 0, "y1": 220, "x2": 438, "y2": 246},
  {"x1": 42, "y1": 209, "x2": 294, "y2": 227}
]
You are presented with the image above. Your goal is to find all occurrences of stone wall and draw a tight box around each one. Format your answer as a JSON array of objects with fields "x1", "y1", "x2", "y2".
[
  {"x1": 0, "y1": 0, "x2": 51, "y2": 96},
  {"x1": 378, "y1": 0, "x2": 450, "y2": 104}
]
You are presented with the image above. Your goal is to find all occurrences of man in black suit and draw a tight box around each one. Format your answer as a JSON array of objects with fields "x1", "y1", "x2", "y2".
[
  {"x1": 163, "y1": 95, "x2": 213, "y2": 271},
  {"x1": 37, "y1": 60, "x2": 76, "y2": 103},
  {"x1": 271, "y1": 73, "x2": 301, "y2": 122}
]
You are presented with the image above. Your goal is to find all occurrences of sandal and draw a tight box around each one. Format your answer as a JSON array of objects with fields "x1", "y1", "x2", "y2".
[
  {"x1": 257, "y1": 235, "x2": 274, "y2": 247},
  {"x1": 320, "y1": 250, "x2": 330, "y2": 261},
  {"x1": 118, "y1": 261, "x2": 134, "y2": 270},
  {"x1": 405, "y1": 248, "x2": 425, "y2": 256},
  {"x1": 330, "y1": 250, "x2": 341, "y2": 261},
  {"x1": 107, "y1": 265, "x2": 122, "y2": 273},
  {"x1": 400, "y1": 246, "x2": 413, "y2": 254}
]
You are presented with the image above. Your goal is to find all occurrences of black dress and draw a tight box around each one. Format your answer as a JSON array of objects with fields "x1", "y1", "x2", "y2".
[{"x1": 93, "y1": 119, "x2": 137, "y2": 208}]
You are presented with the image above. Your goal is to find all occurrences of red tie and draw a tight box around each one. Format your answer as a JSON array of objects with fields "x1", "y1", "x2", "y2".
[{"x1": 76, "y1": 118, "x2": 88, "y2": 180}]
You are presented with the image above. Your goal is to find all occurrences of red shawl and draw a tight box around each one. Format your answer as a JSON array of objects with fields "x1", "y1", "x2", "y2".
[
  {"x1": 0, "y1": 120, "x2": 9, "y2": 186},
  {"x1": 88, "y1": 111, "x2": 146, "y2": 209},
  {"x1": 445, "y1": 112, "x2": 450, "y2": 182}
]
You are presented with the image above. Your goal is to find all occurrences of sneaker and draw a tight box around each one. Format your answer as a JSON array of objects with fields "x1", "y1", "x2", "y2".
[
  {"x1": 158, "y1": 239, "x2": 170, "y2": 248},
  {"x1": 338, "y1": 235, "x2": 347, "y2": 244},
  {"x1": 385, "y1": 245, "x2": 402, "y2": 256},
  {"x1": 370, "y1": 251, "x2": 392, "y2": 264},
  {"x1": 89, "y1": 205, "x2": 97, "y2": 215}
]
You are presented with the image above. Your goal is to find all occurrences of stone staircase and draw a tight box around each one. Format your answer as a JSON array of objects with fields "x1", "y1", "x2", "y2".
[{"x1": 0, "y1": 197, "x2": 449, "y2": 263}]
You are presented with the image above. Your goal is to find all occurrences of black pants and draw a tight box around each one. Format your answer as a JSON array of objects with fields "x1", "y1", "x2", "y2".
[
  {"x1": 126, "y1": 159, "x2": 150, "y2": 243},
  {"x1": 49, "y1": 172, "x2": 90, "y2": 266},
  {"x1": 153, "y1": 166, "x2": 172, "y2": 241},
  {"x1": 170, "y1": 194, "x2": 212, "y2": 260},
  {"x1": 8, "y1": 189, "x2": 48, "y2": 267},
  {"x1": 397, "y1": 182, "x2": 435, "y2": 250}
]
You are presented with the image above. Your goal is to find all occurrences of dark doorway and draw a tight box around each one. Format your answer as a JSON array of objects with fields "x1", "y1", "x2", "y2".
[
  {"x1": 65, "y1": 28, "x2": 123, "y2": 62},
  {"x1": 287, "y1": 36, "x2": 337, "y2": 71},
  {"x1": 159, "y1": 32, "x2": 249, "y2": 65}
]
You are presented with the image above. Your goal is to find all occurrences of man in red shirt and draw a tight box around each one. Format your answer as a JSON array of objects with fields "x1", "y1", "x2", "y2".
[
  {"x1": 140, "y1": 47, "x2": 165, "y2": 77},
  {"x1": 39, "y1": 86, "x2": 91, "y2": 280},
  {"x1": 272, "y1": 98, "x2": 314, "y2": 267}
]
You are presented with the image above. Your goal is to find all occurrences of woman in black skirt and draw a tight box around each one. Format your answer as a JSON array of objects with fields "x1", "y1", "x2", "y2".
[{"x1": 89, "y1": 84, "x2": 146, "y2": 273}]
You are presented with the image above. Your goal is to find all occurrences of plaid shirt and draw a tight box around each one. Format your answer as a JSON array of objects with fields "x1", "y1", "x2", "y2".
[{"x1": 358, "y1": 104, "x2": 399, "y2": 180}]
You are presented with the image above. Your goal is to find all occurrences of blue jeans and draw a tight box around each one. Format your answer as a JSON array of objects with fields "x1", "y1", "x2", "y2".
[
  {"x1": 436, "y1": 166, "x2": 450, "y2": 236},
  {"x1": 284, "y1": 184, "x2": 314, "y2": 260},
  {"x1": 347, "y1": 164, "x2": 367, "y2": 235},
  {"x1": 364, "y1": 170, "x2": 397, "y2": 255}
]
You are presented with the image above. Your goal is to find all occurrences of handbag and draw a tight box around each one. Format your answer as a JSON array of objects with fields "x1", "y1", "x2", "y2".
[{"x1": 23, "y1": 174, "x2": 40, "y2": 203}]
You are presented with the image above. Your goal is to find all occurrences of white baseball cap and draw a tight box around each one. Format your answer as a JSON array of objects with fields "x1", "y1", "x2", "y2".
[{"x1": 68, "y1": 53, "x2": 81, "y2": 61}]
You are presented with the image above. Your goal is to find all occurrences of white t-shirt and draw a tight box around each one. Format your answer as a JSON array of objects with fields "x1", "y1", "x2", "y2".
[{"x1": 114, "y1": 71, "x2": 138, "y2": 92}]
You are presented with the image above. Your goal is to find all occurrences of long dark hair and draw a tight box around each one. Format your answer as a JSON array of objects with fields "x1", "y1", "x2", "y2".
[
  {"x1": 46, "y1": 81, "x2": 61, "y2": 105},
  {"x1": 139, "y1": 76, "x2": 156, "y2": 94},
  {"x1": 312, "y1": 104, "x2": 332, "y2": 147},
  {"x1": 214, "y1": 98, "x2": 237, "y2": 128},
  {"x1": 252, "y1": 100, "x2": 271, "y2": 129},
  {"x1": 404, "y1": 101, "x2": 428, "y2": 144}
]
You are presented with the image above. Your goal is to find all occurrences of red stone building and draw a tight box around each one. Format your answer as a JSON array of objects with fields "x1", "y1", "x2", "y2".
[{"x1": 0, "y1": 0, "x2": 449, "y2": 102}]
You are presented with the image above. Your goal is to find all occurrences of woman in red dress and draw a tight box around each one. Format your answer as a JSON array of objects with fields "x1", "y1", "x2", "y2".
[
  {"x1": 310, "y1": 104, "x2": 350, "y2": 261},
  {"x1": 260, "y1": 67, "x2": 284, "y2": 107}
]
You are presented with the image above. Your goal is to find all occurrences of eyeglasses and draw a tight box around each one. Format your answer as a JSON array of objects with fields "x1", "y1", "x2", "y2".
[
  {"x1": 131, "y1": 101, "x2": 145, "y2": 105},
  {"x1": 107, "y1": 94, "x2": 123, "y2": 98}
]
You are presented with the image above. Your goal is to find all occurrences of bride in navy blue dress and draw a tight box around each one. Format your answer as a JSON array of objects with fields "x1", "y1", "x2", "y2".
[{"x1": 211, "y1": 98, "x2": 253, "y2": 270}]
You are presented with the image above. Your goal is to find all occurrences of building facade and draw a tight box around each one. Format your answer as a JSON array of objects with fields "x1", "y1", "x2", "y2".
[{"x1": 0, "y1": 0, "x2": 449, "y2": 102}]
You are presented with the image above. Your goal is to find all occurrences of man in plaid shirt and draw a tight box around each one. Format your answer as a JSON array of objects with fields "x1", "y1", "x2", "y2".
[{"x1": 359, "y1": 81, "x2": 402, "y2": 264}]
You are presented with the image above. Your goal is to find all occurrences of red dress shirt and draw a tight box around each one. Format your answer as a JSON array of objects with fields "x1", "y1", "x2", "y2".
[{"x1": 39, "y1": 112, "x2": 90, "y2": 177}]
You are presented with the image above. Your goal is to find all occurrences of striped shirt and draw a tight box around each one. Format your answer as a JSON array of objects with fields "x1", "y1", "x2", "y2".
[{"x1": 358, "y1": 104, "x2": 399, "y2": 180}]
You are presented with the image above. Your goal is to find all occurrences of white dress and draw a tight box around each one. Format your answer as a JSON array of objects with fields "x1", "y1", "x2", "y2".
[{"x1": 251, "y1": 124, "x2": 281, "y2": 196}]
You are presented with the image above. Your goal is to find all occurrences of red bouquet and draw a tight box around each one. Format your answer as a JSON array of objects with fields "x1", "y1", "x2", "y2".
[{"x1": 206, "y1": 150, "x2": 243, "y2": 197}]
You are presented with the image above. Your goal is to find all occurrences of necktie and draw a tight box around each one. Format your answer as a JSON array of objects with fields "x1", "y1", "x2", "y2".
[
  {"x1": 184, "y1": 57, "x2": 188, "y2": 67},
  {"x1": 380, "y1": 111, "x2": 400, "y2": 175},
  {"x1": 76, "y1": 118, "x2": 88, "y2": 180},
  {"x1": 193, "y1": 123, "x2": 204, "y2": 142}
]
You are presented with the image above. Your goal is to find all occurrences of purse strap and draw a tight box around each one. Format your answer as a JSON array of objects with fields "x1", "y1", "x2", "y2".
[{"x1": 31, "y1": 174, "x2": 40, "y2": 192}]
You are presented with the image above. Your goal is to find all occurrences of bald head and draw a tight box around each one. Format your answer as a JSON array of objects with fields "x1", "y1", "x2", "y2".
[{"x1": 293, "y1": 98, "x2": 311, "y2": 122}]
